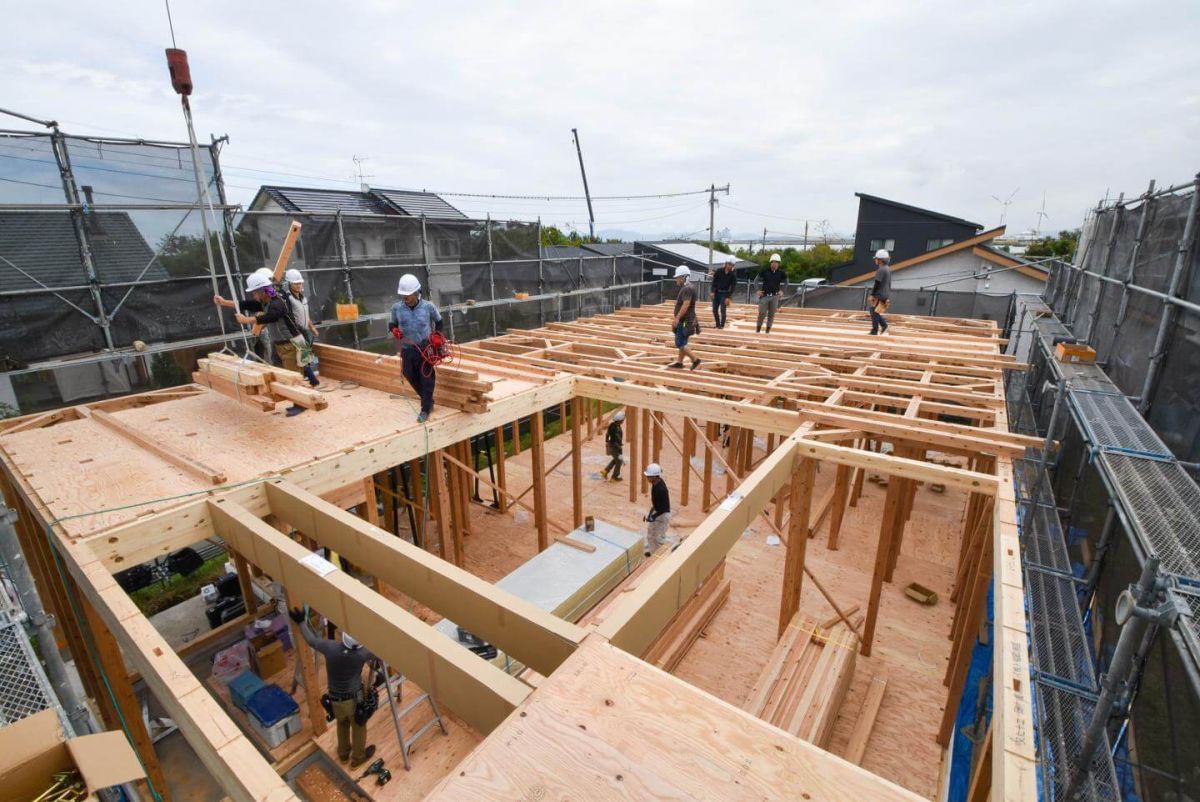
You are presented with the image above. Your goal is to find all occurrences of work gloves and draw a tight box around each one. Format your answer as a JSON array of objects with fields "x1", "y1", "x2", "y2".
[{"x1": 289, "y1": 607, "x2": 305, "y2": 624}]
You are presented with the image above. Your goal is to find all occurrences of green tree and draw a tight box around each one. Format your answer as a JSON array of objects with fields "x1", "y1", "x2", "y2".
[
  {"x1": 733, "y1": 243, "x2": 854, "y2": 281},
  {"x1": 540, "y1": 226, "x2": 602, "y2": 247},
  {"x1": 1025, "y1": 229, "x2": 1080, "y2": 259}
]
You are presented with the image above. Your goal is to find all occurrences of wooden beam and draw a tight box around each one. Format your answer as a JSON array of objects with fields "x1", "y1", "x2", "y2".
[
  {"x1": 680, "y1": 416, "x2": 694, "y2": 507},
  {"x1": 264, "y1": 481, "x2": 584, "y2": 676},
  {"x1": 428, "y1": 449, "x2": 449, "y2": 560},
  {"x1": 91, "y1": 408, "x2": 227, "y2": 485},
  {"x1": 640, "y1": 407, "x2": 651, "y2": 495},
  {"x1": 627, "y1": 405, "x2": 640, "y2": 504},
  {"x1": 283, "y1": 587, "x2": 327, "y2": 736},
  {"x1": 862, "y1": 473, "x2": 905, "y2": 657},
  {"x1": 207, "y1": 496, "x2": 530, "y2": 734},
  {"x1": 827, "y1": 462, "x2": 853, "y2": 550},
  {"x1": 845, "y1": 675, "x2": 889, "y2": 765},
  {"x1": 530, "y1": 410, "x2": 549, "y2": 551},
  {"x1": 571, "y1": 397, "x2": 584, "y2": 529},
  {"x1": 702, "y1": 421, "x2": 716, "y2": 513},
  {"x1": 778, "y1": 455, "x2": 815, "y2": 638}
]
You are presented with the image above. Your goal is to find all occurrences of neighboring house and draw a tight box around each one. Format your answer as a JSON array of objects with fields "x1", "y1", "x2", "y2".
[
  {"x1": 633, "y1": 241, "x2": 757, "y2": 280},
  {"x1": 835, "y1": 225, "x2": 1048, "y2": 295},
  {"x1": 239, "y1": 185, "x2": 471, "y2": 307},
  {"x1": 830, "y1": 193, "x2": 984, "y2": 283}
]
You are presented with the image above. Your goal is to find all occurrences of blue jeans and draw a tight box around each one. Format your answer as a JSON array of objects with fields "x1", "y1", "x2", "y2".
[
  {"x1": 674, "y1": 323, "x2": 691, "y2": 348},
  {"x1": 401, "y1": 345, "x2": 436, "y2": 414}
]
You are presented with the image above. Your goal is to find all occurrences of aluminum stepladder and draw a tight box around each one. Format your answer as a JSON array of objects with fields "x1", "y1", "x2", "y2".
[{"x1": 379, "y1": 658, "x2": 447, "y2": 770}]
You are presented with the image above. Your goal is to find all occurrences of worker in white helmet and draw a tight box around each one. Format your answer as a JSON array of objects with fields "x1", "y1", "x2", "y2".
[
  {"x1": 867, "y1": 249, "x2": 892, "y2": 335},
  {"x1": 212, "y1": 267, "x2": 278, "y2": 361},
  {"x1": 756, "y1": 253, "x2": 787, "y2": 333},
  {"x1": 274, "y1": 268, "x2": 320, "y2": 379},
  {"x1": 388, "y1": 273, "x2": 444, "y2": 423},
  {"x1": 601, "y1": 409, "x2": 626, "y2": 481},
  {"x1": 214, "y1": 273, "x2": 318, "y2": 413},
  {"x1": 669, "y1": 265, "x2": 702, "y2": 370},
  {"x1": 642, "y1": 463, "x2": 674, "y2": 555},
  {"x1": 710, "y1": 256, "x2": 737, "y2": 328}
]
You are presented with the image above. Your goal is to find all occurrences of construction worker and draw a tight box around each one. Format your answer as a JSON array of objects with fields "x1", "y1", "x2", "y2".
[
  {"x1": 217, "y1": 273, "x2": 318, "y2": 414},
  {"x1": 756, "y1": 254, "x2": 787, "y2": 333},
  {"x1": 669, "y1": 265, "x2": 702, "y2": 370},
  {"x1": 290, "y1": 608, "x2": 377, "y2": 768},
  {"x1": 388, "y1": 273, "x2": 443, "y2": 423},
  {"x1": 212, "y1": 267, "x2": 274, "y2": 361},
  {"x1": 711, "y1": 257, "x2": 737, "y2": 329},
  {"x1": 274, "y1": 268, "x2": 320, "y2": 385},
  {"x1": 601, "y1": 409, "x2": 625, "y2": 481},
  {"x1": 643, "y1": 463, "x2": 673, "y2": 555},
  {"x1": 868, "y1": 249, "x2": 892, "y2": 335}
]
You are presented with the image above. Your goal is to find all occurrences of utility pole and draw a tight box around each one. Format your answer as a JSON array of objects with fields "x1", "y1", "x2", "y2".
[
  {"x1": 762, "y1": 227, "x2": 767, "y2": 255},
  {"x1": 803, "y1": 220, "x2": 809, "y2": 250},
  {"x1": 571, "y1": 128, "x2": 595, "y2": 240},
  {"x1": 708, "y1": 184, "x2": 717, "y2": 268}
]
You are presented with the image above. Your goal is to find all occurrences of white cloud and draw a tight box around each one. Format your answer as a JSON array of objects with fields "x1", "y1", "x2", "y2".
[{"x1": 1, "y1": 0, "x2": 1197, "y2": 237}]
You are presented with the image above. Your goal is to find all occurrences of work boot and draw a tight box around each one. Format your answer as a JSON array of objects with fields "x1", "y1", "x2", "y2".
[
  {"x1": 286, "y1": 405, "x2": 306, "y2": 417},
  {"x1": 601, "y1": 467, "x2": 609, "y2": 479},
  {"x1": 350, "y1": 745, "x2": 377, "y2": 770},
  {"x1": 667, "y1": 362, "x2": 684, "y2": 369},
  {"x1": 611, "y1": 473, "x2": 621, "y2": 482},
  {"x1": 690, "y1": 359, "x2": 702, "y2": 371},
  {"x1": 417, "y1": 411, "x2": 429, "y2": 423}
]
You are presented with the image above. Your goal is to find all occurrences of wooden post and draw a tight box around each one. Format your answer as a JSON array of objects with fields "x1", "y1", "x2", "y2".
[
  {"x1": 640, "y1": 408, "x2": 651, "y2": 495},
  {"x1": 827, "y1": 463, "x2": 852, "y2": 550},
  {"x1": 701, "y1": 421, "x2": 716, "y2": 512},
  {"x1": 680, "y1": 417, "x2": 694, "y2": 507},
  {"x1": 725, "y1": 428, "x2": 738, "y2": 495},
  {"x1": 772, "y1": 484, "x2": 787, "y2": 530},
  {"x1": 512, "y1": 418, "x2": 522, "y2": 455},
  {"x1": 283, "y1": 589, "x2": 327, "y2": 735},
  {"x1": 494, "y1": 426, "x2": 508, "y2": 513},
  {"x1": 531, "y1": 410, "x2": 549, "y2": 551},
  {"x1": 571, "y1": 397, "x2": 584, "y2": 529},
  {"x1": 862, "y1": 472, "x2": 904, "y2": 656},
  {"x1": 559, "y1": 401, "x2": 567, "y2": 434},
  {"x1": 742, "y1": 428, "x2": 755, "y2": 474},
  {"x1": 80, "y1": 596, "x2": 172, "y2": 801},
  {"x1": 652, "y1": 410, "x2": 663, "y2": 466},
  {"x1": 586, "y1": 398, "x2": 595, "y2": 440},
  {"x1": 778, "y1": 456, "x2": 815, "y2": 638},
  {"x1": 628, "y1": 406, "x2": 640, "y2": 503},
  {"x1": 457, "y1": 440, "x2": 474, "y2": 536},
  {"x1": 232, "y1": 551, "x2": 257, "y2": 616},
  {"x1": 361, "y1": 476, "x2": 379, "y2": 526},
  {"x1": 408, "y1": 458, "x2": 425, "y2": 545},
  {"x1": 428, "y1": 450, "x2": 449, "y2": 561}
]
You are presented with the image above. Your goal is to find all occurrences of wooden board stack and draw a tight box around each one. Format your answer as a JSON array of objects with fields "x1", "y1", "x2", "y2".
[
  {"x1": 313, "y1": 343, "x2": 494, "y2": 413},
  {"x1": 642, "y1": 560, "x2": 730, "y2": 672},
  {"x1": 742, "y1": 613, "x2": 859, "y2": 748},
  {"x1": 192, "y1": 353, "x2": 328, "y2": 412}
]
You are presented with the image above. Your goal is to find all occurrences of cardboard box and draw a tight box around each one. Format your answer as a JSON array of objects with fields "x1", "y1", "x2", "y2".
[
  {"x1": 1055, "y1": 342, "x2": 1097, "y2": 364},
  {"x1": 0, "y1": 709, "x2": 146, "y2": 802},
  {"x1": 255, "y1": 639, "x2": 286, "y2": 678}
]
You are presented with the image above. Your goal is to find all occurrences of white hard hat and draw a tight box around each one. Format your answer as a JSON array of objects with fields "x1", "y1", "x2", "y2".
[
  {"x1": 245, "y1": 272, "x2": 272, "y2": 293},
  {"x1": 342, "y1": 632, "x2": 361, "y2": 649},
  {"x1": 724, "y1": 256, "x2": 735, "y2": 265},
  {"x1": 613, "y1": 410, "x2": 626, "y2": 422},
  {"x1": 254, "y1": 267, "x2": 273, "y2": 278},
  {"x1": 284, "y1": 268, "x2": 304, "y2": 284},
  {"x1": 770, "y1": 253, "x2": 781, "y2": 262},
  {"x1": 874, "y1": 249, "x2": 890, "y2": 261},
  {"x1": 674, "y1": 265, "x2": 691, "y2": 279},
  {"x1": 397, "y1": 273, "x2": 421, "y2": 295},
  {"x1": 644, "y1": 463, "x2": 663, "y2": 478}
]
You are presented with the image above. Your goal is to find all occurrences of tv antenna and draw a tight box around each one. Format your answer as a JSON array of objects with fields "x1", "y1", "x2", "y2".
[
  {"x1": 351, "y1": 155, "x2": 374, "y2": 191},
  {"x1": 991, "y1": 188, "x2": 1019, "y2": 226},
  {"x1": 1033, "y1": 192, "x2": 1049, "y2": 237}
]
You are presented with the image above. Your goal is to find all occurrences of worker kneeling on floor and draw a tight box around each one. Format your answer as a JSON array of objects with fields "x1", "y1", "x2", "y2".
[
  {"x1": 291, "y1": 608, "x2": 379, "y2": 767},
  {"x1": 643, "y1": 462, "x2": 675, "y2": 555},
  {"x1": 388, "y1": 273, "x2": 445, "y2": 424}
]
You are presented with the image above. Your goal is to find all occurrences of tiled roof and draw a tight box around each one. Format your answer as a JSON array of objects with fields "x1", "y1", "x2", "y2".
[{"x1": 0, "y1": 211, "x2": 165, "y2": 291}]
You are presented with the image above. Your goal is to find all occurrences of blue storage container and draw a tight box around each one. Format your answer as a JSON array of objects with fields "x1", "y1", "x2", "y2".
[
  {"x1": 246, "y1": 684, "x2": 299, "y2": 727},
  {"x1": 228, "y1": 671, "x2": 266, "y2": 712}
]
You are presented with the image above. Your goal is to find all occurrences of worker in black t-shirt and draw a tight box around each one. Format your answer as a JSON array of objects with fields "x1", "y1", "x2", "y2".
[
  {"x1": 601, "y1": 409, "x2": 625, "y2": 481},
  {"x1": 643, "y1": 463, "x2": 674, "y2": 555},
  {"x1": 711, "y1": 257, "x2": 737, "y2": 329}
]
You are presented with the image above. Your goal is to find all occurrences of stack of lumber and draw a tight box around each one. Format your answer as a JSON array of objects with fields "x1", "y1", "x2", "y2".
[
  {"x1": 641, "y1": 560, "x2": 730, "y2": 672},
  {"x1": 313, "y1": 343, "x2": 493, "y2": 413},
  {"x1": 742, "y1": 612, "x2": 859, "y2": 748},
  {"x1": 193, "y1": 353, "x2": 328, "y2": 412}
]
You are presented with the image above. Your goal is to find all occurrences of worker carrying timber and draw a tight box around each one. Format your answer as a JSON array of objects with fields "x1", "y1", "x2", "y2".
[
  {"x1": 756, "y1": 253, "x2": 787, "y2": 333},
  {"x1": 710, "y1": 256, "x2": 737, "y2": 329},
  {"x1": 388, "y1": 273, "x2": 444, "y2": 424},
  {"x1": 669, "y1": 265, "x2": 702, "y2": 370},
  {"x1": 601, "y1": 409, "x2": 626, "y2": 481},
  {"x1": 643, "y1": 463, "x2": 674, "y2": 555},
  {"x1": 867, "y1": 248, "x2": 892, "y2": 335},
  {"x1": 290, "y1": 608, "x2": 378, "y2": 768}
]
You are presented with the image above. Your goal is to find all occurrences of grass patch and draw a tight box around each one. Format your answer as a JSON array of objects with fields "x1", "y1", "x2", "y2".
[{"x1": 130, "y1": 554, "x2": 229, "y2": 617}]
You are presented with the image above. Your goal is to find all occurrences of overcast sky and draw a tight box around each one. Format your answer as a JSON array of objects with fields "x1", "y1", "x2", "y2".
[{"x1": 3, "y1": 1, "x2": 1197, "y2": 240}]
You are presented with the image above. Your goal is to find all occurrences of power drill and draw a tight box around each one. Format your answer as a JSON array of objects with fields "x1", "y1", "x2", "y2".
[{"x1": 357, "y1": 758, "x2": 385, "y2": 781}]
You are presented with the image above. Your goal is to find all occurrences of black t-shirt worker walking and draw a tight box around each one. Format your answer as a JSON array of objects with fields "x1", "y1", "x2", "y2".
[
  {"x1": 669, "y1": 265, "x2": 702, "y2": 371},
  {"x1": 868, "y1": 249, "x2": 892, "y2": 335},
  {"x1": 756, "y1": 254, "x2": 787, "y2": 333},
  {"x1": 711, "y1": 257, "x2": 737, "y2": 328}
]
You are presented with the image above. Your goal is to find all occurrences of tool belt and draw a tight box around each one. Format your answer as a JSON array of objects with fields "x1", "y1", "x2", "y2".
[{"x1": 321, "y1": 686, "x2": 379, "y2": 725}]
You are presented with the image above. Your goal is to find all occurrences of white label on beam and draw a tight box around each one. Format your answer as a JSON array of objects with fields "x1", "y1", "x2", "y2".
[
  {"x1": 718, "y1": 492, "x2": 744, "y2": 512},
  {"x1": 299, "y1": 552, "x2": 339, "y2": 578}
]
